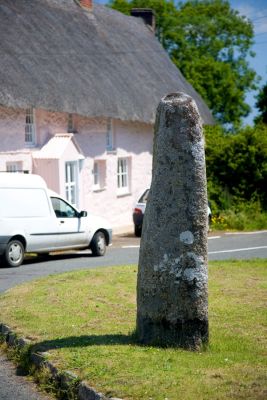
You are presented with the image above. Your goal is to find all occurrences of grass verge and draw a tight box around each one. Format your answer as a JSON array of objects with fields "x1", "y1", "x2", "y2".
[{"x1": 0, "y1": 260, "x2": 267, "y2": 399}]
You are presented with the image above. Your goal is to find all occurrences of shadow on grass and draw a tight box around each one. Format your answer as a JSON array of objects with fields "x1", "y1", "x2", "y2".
[{"x1": 32, "y1": 333, "x2": 137, "y2": 353}]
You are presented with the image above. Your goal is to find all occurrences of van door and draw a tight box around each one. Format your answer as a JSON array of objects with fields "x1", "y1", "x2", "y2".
[{"x1": 50, "y1": 197, "x2": 88, "y2": 248}]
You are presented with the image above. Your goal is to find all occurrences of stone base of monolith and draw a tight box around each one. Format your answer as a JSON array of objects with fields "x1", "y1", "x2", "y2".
[
  {"x1": 137, "y1": 315, "x2": 208, "y2": 349},
  {"x1": 136, "y1": 92, "x2": 209, "y2": 350}
]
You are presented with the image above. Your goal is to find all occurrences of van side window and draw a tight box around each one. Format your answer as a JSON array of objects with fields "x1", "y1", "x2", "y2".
[{"x1": 51, "y1": 197, "x2": 77, "y2": 218}]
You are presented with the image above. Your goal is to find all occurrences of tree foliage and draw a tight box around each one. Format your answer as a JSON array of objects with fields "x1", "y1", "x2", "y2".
[
  {"x1": 255, "y1": 81, "x2": 267, "y2": 124},
  {"x1": 109, "y1": 0, "x2": 257, "y2": 128},
  {"x1": 205, "y1": 125, "x2": 267, "y2": 212}
]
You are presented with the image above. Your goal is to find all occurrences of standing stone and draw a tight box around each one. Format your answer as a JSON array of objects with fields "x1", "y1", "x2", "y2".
[{"x1": 136, "y1": 92, "x2": 208, "y2": 349}]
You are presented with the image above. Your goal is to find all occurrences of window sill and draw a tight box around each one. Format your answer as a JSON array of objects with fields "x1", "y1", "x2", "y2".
[
  {"x1": 117, "y1": 190, "x2": 131, "y2": 198},
  {"x1": 25, "y1": 143, "x2": 37, "y2": 148},
  {"x1": 93, "y1": 187, "x2": 106, "y2": 193},
  {"x1": 106, "y1": 149, "x2": 117, "y2": 155}
]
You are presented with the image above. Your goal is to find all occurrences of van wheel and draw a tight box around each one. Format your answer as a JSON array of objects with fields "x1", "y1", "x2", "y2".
[
  {"x1": 4, "y1": 240, "x2": 24, "y2": 267},
  {"x1": 90, "y1": 231, "x2": 106, "y2": 256}
]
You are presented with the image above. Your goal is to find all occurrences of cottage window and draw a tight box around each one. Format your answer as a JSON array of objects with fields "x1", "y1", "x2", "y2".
[
  {"x1": 6, "y1": 162, "x2": 22, "y2": 173},
  {"x1": 25, "y1": 108, "x2": 36, "y2": 145},
  {"x1": 106, "y1": 118, "x2": 114, "y2": 152},
  {"x1": 93, "y1": 160, "x2": 106, "y2": 191},
  {"x1": 117, "y1": 157, "x2": 130, "y2": 195},
  {"x1": 93, "y1": 162, "x2": 99, "y2": 186}
]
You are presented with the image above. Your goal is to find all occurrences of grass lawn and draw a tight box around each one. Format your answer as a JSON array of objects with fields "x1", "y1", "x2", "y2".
[{"x1": 0, "y1": 259, "x2": 266, "y2": 400}]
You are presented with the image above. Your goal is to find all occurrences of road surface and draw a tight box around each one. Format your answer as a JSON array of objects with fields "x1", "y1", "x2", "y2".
[{"x1": 1, "y1": 230, "x2": 267, "y2": 294}]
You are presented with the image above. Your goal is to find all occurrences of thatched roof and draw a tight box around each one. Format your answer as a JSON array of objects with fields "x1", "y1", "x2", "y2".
[{"x1": 0, "y1": 0, "x2": 214, "y2": 124}]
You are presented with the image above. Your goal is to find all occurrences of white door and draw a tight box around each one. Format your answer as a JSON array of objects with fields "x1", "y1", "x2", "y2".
[
  {"x1": 50, "y1": 196, "x2": 88, "y2": 248},
  {"x1": 65, "y1": 161, "x2": 78, "y2": 207}
]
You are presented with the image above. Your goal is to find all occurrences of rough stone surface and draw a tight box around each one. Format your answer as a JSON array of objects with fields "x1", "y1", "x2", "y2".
[
  {"x1": 17, "y1": 337, "x2": 31, "y2": 348},
  {"x1": 7, "y1": 332, "x2": 17, "y2": 346},
  {"x1": 0, "y1": 323, "x2": 11, "y2": 335},
  {"x1": 78, "y1": 382, "x2": 108, "y2": 400},
  {"x1": 137, "y1": 92, "x2": 209, "y2": 349},
  {"x1": 30, "y1": 352, "x2": 46, "y2": 368}
]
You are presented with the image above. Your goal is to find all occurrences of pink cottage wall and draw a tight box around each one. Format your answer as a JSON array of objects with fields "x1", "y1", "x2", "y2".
[
  {"x1": 0, "y1": 106, "x2": 153, "y2": 233},
  {"x1": 75, "y1": 118, "x2": 153, "y2": 233},
  {"x1": 0, "y1": 106, "x2": 33, "y2": 172}
]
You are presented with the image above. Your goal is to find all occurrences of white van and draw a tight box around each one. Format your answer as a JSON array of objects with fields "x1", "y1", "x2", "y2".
[{"x1": 0, "y1": 173, "x2": 112, "y2": 267}]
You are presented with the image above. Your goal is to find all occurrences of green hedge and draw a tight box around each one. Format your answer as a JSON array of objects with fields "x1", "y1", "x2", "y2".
[{"x1": 205, "y1": 124, "x2": 267, "y2": 229}]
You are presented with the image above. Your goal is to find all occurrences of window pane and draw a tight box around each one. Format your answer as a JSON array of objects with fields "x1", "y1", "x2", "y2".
[
  {"x1": 65, "y1": 162, "x2": 77, "y2": 206},
  {"x1": 70, "y1": 186, "x2": 75, "y2": 204},
  {"x1": 106, "y1": 119, "x2": 113, "y2": 151},
  {"x1": 70, "y1": 165, "x2": 74, "y2": 182},
  {"x1": 51, "y1": 197, "x2": 76, "y2": 218},
  {"x1": 25, "y1": 108, "x2": 35, "y2": 144},
  {"x1": 117, "y1": 158, "x2": 129, "y2": 190},
  {"x1": 93, "y1": 162, "x2": 99, "y2": 185}
]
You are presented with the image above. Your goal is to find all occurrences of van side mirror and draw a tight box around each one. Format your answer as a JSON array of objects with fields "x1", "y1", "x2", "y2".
[{"x1": 79, "y1": 210, "x2": 87, "y2": 218}]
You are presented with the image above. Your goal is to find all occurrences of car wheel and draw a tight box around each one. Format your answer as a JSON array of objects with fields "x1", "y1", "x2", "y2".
[
  {"x1": 90, "y1": 231, "x2": 106, "y2": 256},
  {"x1": 4, "y1": 239, "x2": 24, "y2": 267},
  {"x1": 134, "y1": 225, "x2": 142, "y2": 237}
]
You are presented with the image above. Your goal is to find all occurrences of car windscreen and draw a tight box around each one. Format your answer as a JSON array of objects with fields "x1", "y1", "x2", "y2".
[{"x1": 139, "y1": 189, "x2": 150, "y2": 203}]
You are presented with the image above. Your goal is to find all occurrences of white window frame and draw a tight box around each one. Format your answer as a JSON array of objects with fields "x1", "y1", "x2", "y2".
[
  {"x1": 25, "y1": 107, "x2": 36, "y2": 146},
  {"x1": 65, "y1": 161, "x2": 78, "y2": 207},
  {"x1": 106, "y1": 118, "x2": 115, "y2": 152},
  {"x1": 6, "y1": 162, "x2": 22, "y2": 173},
  {"x1": 93, "y1": 160, "x2": 106, "y2": 192},
  {"x1": 117, "y1": 157, "x2": 130, "y2": 195}
]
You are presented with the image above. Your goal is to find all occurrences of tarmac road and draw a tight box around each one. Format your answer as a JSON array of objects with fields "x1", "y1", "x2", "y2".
[
  {"x1": 0, "y1": 230, "x2": 267, "y2": 399},
  {"x1": 1, "y1": 230, "x2": 267, "y2": 294},
  {"x1": 0, "y1": 353, "x2": 54, "y2": 400}
]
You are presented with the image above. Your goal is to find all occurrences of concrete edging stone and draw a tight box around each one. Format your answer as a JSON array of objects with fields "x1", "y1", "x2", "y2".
[{"x1": 0, "y1": 323, "x2": 123, "y2": 400}]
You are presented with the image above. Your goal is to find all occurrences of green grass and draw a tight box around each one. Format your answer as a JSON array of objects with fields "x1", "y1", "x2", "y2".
[{"x1": 0, "y1": 260, "x2": 267, "y2": 399}]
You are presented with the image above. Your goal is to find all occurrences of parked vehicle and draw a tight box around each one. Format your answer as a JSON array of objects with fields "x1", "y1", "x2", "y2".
[
  {"x1": 133, "y1": 189, "x2": 212, "y2": 237},
  {"x1": 132, "y1": 189, "x2": 150, "y2": 237},
  {"x1": 0, "y1": 173, "x2": 112, "y2": 267}
]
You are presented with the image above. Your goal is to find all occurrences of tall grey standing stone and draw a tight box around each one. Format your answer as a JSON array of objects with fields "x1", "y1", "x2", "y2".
[{"x1": 136, "y1": 92, "x2": 209, "y2": 349}]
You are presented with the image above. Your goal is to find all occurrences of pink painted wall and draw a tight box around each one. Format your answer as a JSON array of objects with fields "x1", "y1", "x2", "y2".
[
  {"x1": 0, "y1": 106, "x2": 153, "y2": 233},
  {"x1": 0, "y1": 106, "x2": 32, "y2": 172},
  {"x1": 74, "y1": 118, "x2": 153, "y2": 232},
  {"x1": 36, "y1": 109, "x2": 69, "y2": 147}
]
